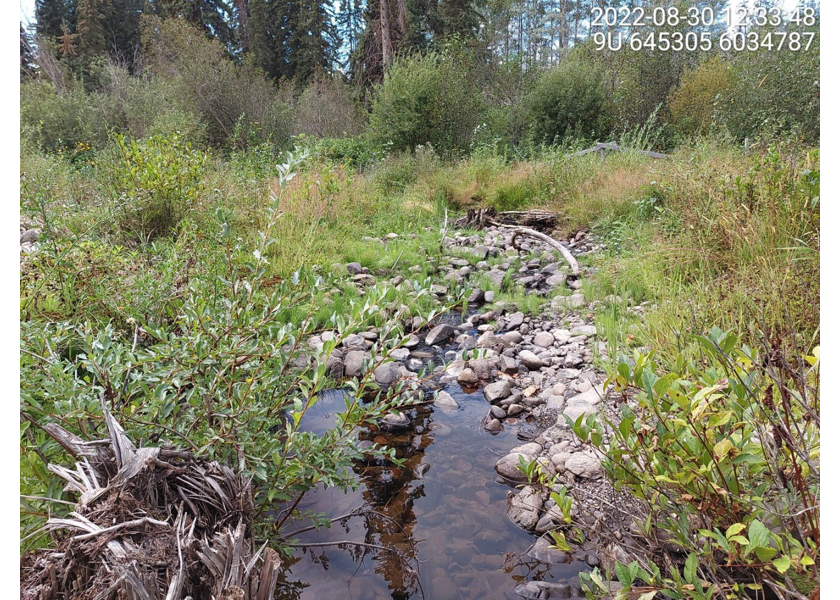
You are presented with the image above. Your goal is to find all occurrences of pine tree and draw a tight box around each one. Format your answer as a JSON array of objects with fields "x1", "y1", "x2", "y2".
[
  {"x1": 76, "y1": 0, "x2": 107, "y2": 59},
  {"x1": 288, "y1": 0, "x2": 339, "y2": 83},
  {"x1": 35, "y1": 0, "x2": 75, "y2": 40}
]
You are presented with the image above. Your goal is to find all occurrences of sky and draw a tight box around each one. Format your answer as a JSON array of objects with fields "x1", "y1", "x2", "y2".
[{"x1": 18, "y1": 0, "x2": 812, "y2": 30}]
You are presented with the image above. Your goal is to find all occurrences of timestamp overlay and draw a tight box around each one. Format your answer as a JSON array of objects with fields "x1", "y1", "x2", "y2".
[{"x1": 590, "y1": 4, "x2": 818, "y2": 53}]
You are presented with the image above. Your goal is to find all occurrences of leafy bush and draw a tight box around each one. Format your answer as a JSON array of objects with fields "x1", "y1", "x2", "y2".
[
  {"x1": 571, "y1": 328, "x2": 819, "y2": 598},
  {"x1": 110, "y1": 133, "x2": 208, "y2": 237},
  {"x1": 291, "y1": 74, "x2": 366, "y2": 139},
  {"x1": 368, "y1": 50, "x2": 485, "y2": 155},
  {"x1": 715, "y1": 29, "x2": 819, "y2": 143},
  {"x1": 142, "y1": 17, "x2": 293, "y2": 148},
  {"x1": 312, "y1": 134, "x2": 387, "y2": 171},
  {"x1": 20, "y1": 152, "x2": 440, "y2": 551},
  {"x1": 667, "y1": 57, "x2": 734, "y2": 138},
  {"x1": 20, "y1": 80, "x2": 119, "y2": 153},
  {"x1": 525, "y1": 57, "x2": 613, "y2": 145},
  {"x1": 103, "y1": 62, "x2": 208, "y2": 145}
]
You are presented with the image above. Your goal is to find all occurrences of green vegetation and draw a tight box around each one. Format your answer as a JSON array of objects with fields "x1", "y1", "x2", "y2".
[{"x1": 21, "y1": 3, "x2": 819, "y2": 597}]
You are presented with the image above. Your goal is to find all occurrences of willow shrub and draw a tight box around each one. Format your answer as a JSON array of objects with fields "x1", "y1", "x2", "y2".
[{"x1": 21, "y1": 151, "x2": 443, "y2": 551}]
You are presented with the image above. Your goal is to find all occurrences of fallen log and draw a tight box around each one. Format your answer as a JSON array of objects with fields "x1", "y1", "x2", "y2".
[
  {"x1": 567, "y1": 141, "x2": 668, "y2": 159},
  {"x1": 453, "y1": 208, "x2": 580, "y2": 276},
  {"x1": 21, "y1": 408, "x2": 281, "y2": 600},
  {"x1": 454, "y1": 207, "x2": 557, "y2": 231}
]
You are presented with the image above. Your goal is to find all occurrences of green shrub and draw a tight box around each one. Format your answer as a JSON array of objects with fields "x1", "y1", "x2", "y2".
[
  {"x1": 142, "y1": 17, "x2": 294, "y2": 148},
  {"x1": 367, "y1": 50, "x2": 484, "y2": 155},
  {"x1": 291, "y1": 74, "x2": 366, "y2": 139},
  {"x1": 313, "y1": 134, "x2": 387, "y2": 171},
  {"x1": 715, "y1": 29, "x2": 819, "y2": 143},
  {"x1": 667, "y1": 56, "x2": 734, "y2": 138},
  {"x1": 20, "y1": 80, "x2": 119, "y2": 153},
  {"x1": 573, "y1": 329, "x2": 819, "y2": 598},
  {"x1": 110, "y1": 133, "x2": 208, "y2": 237},
  {"x1": 525, "y1": 57, "x2": 613, "y2": 145}
]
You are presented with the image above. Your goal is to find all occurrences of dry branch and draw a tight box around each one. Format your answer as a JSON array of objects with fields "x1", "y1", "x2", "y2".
[
  {"x1": 21, "y1": 412, "x2": 280, "y2": 600},
  {"x1": 454, "y1": 207, "x2": 580, "y2": 275}
]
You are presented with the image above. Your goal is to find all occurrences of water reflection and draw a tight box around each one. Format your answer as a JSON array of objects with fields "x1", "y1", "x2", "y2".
[{"x1": 275, "y1": 385, "x2": 583, "y2": 600}]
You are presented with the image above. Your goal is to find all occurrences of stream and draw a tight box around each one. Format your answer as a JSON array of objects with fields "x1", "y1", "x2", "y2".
[{"x1": 274, "y1": 381, "x2": 589, "y2": 599}]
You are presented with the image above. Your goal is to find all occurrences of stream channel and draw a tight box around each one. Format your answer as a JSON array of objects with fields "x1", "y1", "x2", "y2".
[{"x1": 274, "y1": 322, "x2": 590, "y2": 600}]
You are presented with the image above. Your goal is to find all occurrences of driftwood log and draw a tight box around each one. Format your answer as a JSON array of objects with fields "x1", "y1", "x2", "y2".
[
  {"x1": 21, "y1": 398, "x2": 281, "y2": 600},
  {"x1": 454, "y1": 208, "x2": 580, "y2": 276},
  {"x1": 567, "y1": 141, "x2": 668, "y2": 159}
]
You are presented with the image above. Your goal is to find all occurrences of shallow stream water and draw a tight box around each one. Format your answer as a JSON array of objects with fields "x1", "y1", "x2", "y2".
[{"x1": 274, "y1": 381, "x2": 587, "y2": 600}]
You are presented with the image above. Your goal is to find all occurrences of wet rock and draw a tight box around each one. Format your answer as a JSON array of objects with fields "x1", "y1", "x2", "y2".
[
  {"x1": 506, "y1": 403, "x2": 524, "y2": 416},
  {"x1": 426, "y1": 324, "x2": 455, "y2": 345},
  {"x1": 565, "y1": 452, "x2": 603, "y2": 479},
  {"x1": 484, "y1": 417, "x2": 502, "y2": 432},
  {"x1": 490, "y1": 405, "x2": 507, "y2": 419},
  {"x1": 374, "y1": 362, "x2": 402, "y2": 386},
  {"x1": 495, "y1": 453, "x2": 532, "y2": 481},
  {"x1": 519, "y1": 350, "x2": 544, "y2": 370},
  {"x1": 483, "y1": 380, "x2": 511, "y2": 402},
  {"x1": 515, "y1": 581, "x2": 572, "y2": 599},
  {"x1": 527, "y1": 536, "x2": 571, "y2": 564},
  {"x1": 507, "y1": 486, "x2": 543, "y2": 531},
  {"x1": 414, "y1": 462, "x2": 430, "y2": 478},
  {"x1": 381, "y1": 411, "x2": 410, "y2": 430},
  {"x1": 343, "y1": 350, "x2": 367, "y2": 377},
  {"x1": 434, "y1": 391, "x2": 459, "y2": 410},
  {"x1": 585, "y1": 553, "x2": 600, "y2": 567},
  {"x1": 458, "y1": 368, "x2": 479, "y2": 385}
]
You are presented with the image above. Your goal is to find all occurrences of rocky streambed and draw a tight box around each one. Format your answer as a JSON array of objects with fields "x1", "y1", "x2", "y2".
[{"x1": 279, "y1": 224, "x2": 650, "y2": 599}]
